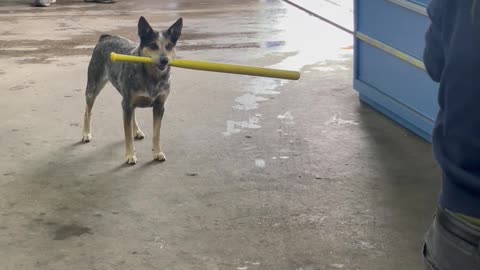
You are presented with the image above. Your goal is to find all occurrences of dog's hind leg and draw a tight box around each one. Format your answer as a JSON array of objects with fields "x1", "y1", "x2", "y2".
[
  {"x1": 82, "y1": 64, "x2": 107, "y2": 142},
  {"x1": 133, "y1": 110, "x2": 145, "y2": 140}
]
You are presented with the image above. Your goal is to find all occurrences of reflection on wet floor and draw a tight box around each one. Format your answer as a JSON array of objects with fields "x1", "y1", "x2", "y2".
[
  {"x1": 221, "y1": 3, "x2": 352, "y2": 134},
  {"x1": 0, "y1": 0, "x2": 352, "y2": 62},
  {"x1": 284, "y1": 0, "x2": 354, "y2": 32}
]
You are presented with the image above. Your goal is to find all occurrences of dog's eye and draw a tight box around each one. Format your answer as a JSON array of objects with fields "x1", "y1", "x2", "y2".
[
  {"x1": 149, "y1": 43, "x2": 159, "y2": 50},
  {"x1": 165, "y1": 43, "x2": 174, "y2": 51}
]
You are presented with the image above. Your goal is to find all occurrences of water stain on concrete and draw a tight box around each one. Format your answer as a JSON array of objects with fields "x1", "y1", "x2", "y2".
[
  {"x1": 324, "y1": 114, "x2": 359, "y2": 126},
  {"x1": 179, "y1": 42, "x2": 261, "y2": 51},
  {"x1": 53, "y1": 224, "x2": 92, "y2": 240},
  {"x1": 57, "y1": 62, "x2": 77, "y2": 67},
  {"x1": 223, "y1": 117, "x2": 262, "y2": 136},
  {"x1": 33, "y1": 218, "x2": 44, "y2": 223},
  {"x1": 56, "y1": 206, "x2": 70, "y2": 211},
  {"x1": 9, "y1": 85, "x2": 28, "y2": 91},
  {"x1": 255, "y1": 159, "x2": 266, "y2": 168},
  {"x1": 15, "y1": 56, "x2": 52, "y2": 64}
]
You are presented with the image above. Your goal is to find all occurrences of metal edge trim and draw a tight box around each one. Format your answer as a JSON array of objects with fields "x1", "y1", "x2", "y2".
[
  {"x1": 385, "y1": 0, "x2": 428, "y2": 16},
  {"x1": 355, "y1": 32, "x2": 426, "y2": 71}
]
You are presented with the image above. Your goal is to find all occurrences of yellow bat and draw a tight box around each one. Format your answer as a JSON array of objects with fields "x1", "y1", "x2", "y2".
[{"x1": 110, "y1": 52, "x2": 301, "y2": 81}]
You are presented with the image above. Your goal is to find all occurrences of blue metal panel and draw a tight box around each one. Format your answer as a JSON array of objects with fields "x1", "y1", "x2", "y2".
[
  {"x1": 357, "y1": 0, "x2": 429, "y2": 59},
  {"x1": 354, "y1": 0, "x2": 438, "y2": 141},
  {"x1": 355, "y1": 82, "x2": 433, "y2": 142},
  {"x1": 357, "y1": 41, "x2": 439, "y2": 120}
]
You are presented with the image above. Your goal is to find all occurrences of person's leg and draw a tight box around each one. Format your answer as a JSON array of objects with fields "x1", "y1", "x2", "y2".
[
  {"x1": 423, "y1": 208, "x2": 480, "y2": 269},
  {"x1": 423, "y1": 0, "x2": 480, "y2": 267},
  {"x1": 84, "y1": 0, "x2": 117, "y2": 3},
  {"x1": 33, "y1": 0, "x2": 55, "y2": 7}
]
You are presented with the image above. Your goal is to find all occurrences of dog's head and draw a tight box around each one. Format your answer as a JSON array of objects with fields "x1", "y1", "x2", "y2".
[{"x1": 138, "y1": 16, "x2": 183, "y2": 72}]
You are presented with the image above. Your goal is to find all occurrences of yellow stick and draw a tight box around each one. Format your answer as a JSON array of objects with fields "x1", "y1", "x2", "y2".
[{"x1": 110, "y1": 52, "x2": 300, "y2": 80}]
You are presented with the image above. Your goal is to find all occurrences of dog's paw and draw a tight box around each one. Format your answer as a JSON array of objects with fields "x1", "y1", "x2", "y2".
[
  {"x1": 153, "y1": 152, "x2": 166, "y2": 162},
  {"x1": 125, "y1": 154, "x2": 138, "y2": 165},
  {"x1": 82, "y1": 133, "x2": 92, "y2": 142},
  {"x1": 134, "y1": 130, "x2": 145, "y2": 140}
]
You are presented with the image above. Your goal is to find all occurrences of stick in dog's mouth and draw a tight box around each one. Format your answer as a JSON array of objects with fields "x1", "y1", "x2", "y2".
[{"x1": 109, "y1": 52, "x2": 301, "y2": 80}]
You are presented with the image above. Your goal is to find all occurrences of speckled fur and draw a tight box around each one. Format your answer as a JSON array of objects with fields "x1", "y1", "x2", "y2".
[{"x1": 82, "y1": 16, "x2": 183, "y2": 164}]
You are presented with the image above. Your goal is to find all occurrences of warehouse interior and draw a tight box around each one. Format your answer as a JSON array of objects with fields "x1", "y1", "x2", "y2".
[{"x1": 0, "y1": 1, "x2": 441, "y2": 269}]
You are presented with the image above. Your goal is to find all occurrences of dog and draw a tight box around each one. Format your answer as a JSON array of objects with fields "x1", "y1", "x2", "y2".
[{"x1": 82, "y1": 16, "x2": 183, "y2": 165}]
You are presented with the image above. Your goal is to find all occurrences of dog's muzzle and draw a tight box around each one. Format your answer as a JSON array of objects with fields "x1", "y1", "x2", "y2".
[{"x1": 157, "y1": 56, "x2": 169, "y2": 71}]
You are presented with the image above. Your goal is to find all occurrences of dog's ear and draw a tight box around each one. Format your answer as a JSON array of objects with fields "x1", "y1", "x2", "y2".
[
  {"x1": 166, "y1": 17, "x2": 183, "y2": 45},
  {"x1": 138, "y1": 16, "x2": 156, "y2": 42}
]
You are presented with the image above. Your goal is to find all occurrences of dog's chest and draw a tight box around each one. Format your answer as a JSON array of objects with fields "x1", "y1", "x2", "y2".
[{"x1": 131, "y1": 84, "x2": 169, "y2": 108}]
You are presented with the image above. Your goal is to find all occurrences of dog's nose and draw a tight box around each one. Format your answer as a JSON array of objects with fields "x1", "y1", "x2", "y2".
[{"x1": 160, "y1": 57, "x2": 169, "y2": 65}]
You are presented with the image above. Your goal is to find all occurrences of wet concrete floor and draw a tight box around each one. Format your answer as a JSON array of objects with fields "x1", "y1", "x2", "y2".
[{"x1": 0, "y1": 0, "x2": 440, "y2": 269}]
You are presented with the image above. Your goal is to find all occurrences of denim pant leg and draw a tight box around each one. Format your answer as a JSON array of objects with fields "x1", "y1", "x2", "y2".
[{"x1": 423, "y1": 209, "x2": 480, "y2": 270}]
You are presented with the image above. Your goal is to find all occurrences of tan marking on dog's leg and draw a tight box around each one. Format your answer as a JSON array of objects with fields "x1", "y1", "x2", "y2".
[
  {"x1": 152, "y1": 105, "x2": 165, "y2": 161},
  {"x1": 133, "y1": 110, "x2": 145, "y2": 140},
  {"x1": 82, "y1": 98, "x2": 94, "y2": 142},
  {"x1": 123, "y1": 109, "x2": 137, "y2": 164}
]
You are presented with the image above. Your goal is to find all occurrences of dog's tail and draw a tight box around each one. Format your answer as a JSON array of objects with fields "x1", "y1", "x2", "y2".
[{"x1": 98, "y1": 34, "x2": 112, "y2": 42}]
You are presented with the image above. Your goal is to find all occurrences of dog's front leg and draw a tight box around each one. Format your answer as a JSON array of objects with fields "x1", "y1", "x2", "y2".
[
  {"x1": 123, "y1": 107, "x2": 137, "y2": 165},
  {"x1": 152, "y1": 103, "x2": 166, "y2": 161}
]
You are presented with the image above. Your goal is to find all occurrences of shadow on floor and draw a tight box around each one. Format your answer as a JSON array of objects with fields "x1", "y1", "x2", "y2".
[
  {"x1": 6, "y1": 140, "x2": 143, "y2": 240},
  {"x1": 356, "y1": 101, "x2": 440, "y2": 258}
]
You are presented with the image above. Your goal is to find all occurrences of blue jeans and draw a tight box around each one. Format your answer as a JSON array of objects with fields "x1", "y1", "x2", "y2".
[{"x1": 423, "y1": 208, "x2": 480, "y2": 269}]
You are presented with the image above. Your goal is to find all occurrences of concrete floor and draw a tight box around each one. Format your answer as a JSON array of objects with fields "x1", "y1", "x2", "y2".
[{"x1": 0, "y1": 0, "x2": 441, "y2": 269}]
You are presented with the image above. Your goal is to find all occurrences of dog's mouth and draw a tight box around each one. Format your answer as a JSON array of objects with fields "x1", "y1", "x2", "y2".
[{"x1": 156, "y1": 63, "x2": 168, "y2": 71}]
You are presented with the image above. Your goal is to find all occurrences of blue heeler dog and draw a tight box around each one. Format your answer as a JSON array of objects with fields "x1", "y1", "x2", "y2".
[{"x1": 82, "y1": 16, "x2": 183, "y2": 165}]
